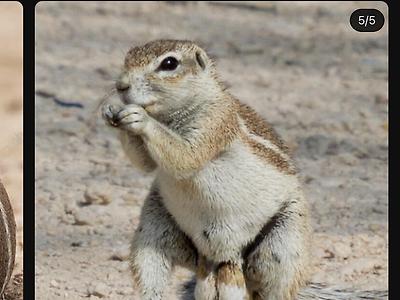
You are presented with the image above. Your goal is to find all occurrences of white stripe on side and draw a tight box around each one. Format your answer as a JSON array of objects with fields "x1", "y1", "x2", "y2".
[{"x1": 238, "y1": 116, "x2": 292, "y2": 161}]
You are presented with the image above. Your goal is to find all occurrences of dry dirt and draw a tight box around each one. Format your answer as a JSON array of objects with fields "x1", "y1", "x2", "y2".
[
  {"x1": 0, "y1": 2, "x2": 23, "y2": 299},
  {"x1": 35, "y1": 2, "x2": 388, "y2": 299}
]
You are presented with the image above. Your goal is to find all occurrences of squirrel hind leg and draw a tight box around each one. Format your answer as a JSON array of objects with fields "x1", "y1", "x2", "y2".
[
  {"x1": 215, "y1": 262, "x2": 250, "y2": 300},
  {"x1": 194, "y1": 273, "x2": 218, "y2": 300},
  {"x1": 130, "y1": 186, "x2": 198, "y2": 299},
  {"x1": 194, "y1": 255, "x2": 218, "y2": 300},
  {"x1": 243, "y1": 226, "x2": 310, "y2": 300}
]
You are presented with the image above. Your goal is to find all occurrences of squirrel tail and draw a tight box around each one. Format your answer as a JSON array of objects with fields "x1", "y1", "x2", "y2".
[{"x1": 179, "y1": 278, "x2": 388, "y2": 300}]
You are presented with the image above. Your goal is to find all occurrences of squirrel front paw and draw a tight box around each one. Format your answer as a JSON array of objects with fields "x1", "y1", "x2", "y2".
[
  {"x1": 117, "y1": 104, "x2": 149, "y2": 134},
  {"x1": 102, "y1": 103, "x2": 123, "y2": 127},
  {"x1": 102, "y1": 103, "x2": 149, "y2": 134}
]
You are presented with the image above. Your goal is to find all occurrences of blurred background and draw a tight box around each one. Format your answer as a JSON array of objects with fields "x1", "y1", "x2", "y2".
[
  {"x1": 0, "y1": 1, "x2": 23, "y2": 299},
  {"x1": 35, "y1": 2, "x2": 388, "y2": 299}
]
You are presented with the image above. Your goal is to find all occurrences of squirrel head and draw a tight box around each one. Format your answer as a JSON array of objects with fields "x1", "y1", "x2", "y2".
[{"x1": 116, "y1": 39, "x2": 222, "y2": 117}]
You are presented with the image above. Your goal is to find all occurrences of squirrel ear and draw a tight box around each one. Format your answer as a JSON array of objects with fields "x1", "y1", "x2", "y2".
[{"x1": 195, "y1": 50, "x2": 206, "y2": 70}]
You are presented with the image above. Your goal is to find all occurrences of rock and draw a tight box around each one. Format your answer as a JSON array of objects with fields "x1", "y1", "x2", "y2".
[
  {"x1": 87, "y1": 282, "x2": 109, "y2": 298},
  {"x1": 323, "y1": 249, "x2": 335, "y2": 259},
  {"x1": 50, "y1": 279, "x2": 59, "y2": 288},
  {"x1": 109, "y1": 245, "x2": 130, "y2": 261},
  {"x1": 333, "y1": 242, "x2": 352, "y2": 259},
  {"x1": 72, "y1": 209, "x2": 93, "y2": 226},
  {"x1": 82, "y1": 183, "x2": 114, "y2": 206},
  {"x1": 70, "y1": 241, "x2": 83, "y2": 247}
]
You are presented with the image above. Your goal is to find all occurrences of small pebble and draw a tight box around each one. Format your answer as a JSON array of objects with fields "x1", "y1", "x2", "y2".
[
  {"x1": 87, "y1": 282, "x2": 109, "y2": 298},
  {"x1": 50, "y1": 279, "x2": 59, "y2": 288}
]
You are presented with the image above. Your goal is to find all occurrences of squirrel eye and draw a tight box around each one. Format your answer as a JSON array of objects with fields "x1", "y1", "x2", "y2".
[{"x1": 158, "y1": 56, "x2": 179, "y2": 71}]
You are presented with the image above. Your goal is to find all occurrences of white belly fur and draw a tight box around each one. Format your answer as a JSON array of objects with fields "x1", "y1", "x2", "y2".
[{"x1": 157, "y1": 140, "x2": 300, "y2": 263}]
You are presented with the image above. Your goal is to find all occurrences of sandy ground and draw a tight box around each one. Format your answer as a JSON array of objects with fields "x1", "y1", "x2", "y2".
[
  {"x1": 35, "y1": 2, "x2": 388, "y2": 299},
  {"x1": 0, "y1": 2, "x2": 23, "y2": 299}
]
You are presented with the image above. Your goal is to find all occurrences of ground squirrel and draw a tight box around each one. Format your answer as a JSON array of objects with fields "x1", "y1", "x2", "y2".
[
  {"x1": 102, "y1": 39, "x2": 311, "y2": 300},
  {"x1": 0, "y1": 181, "x2": 16, "y2": 297}
]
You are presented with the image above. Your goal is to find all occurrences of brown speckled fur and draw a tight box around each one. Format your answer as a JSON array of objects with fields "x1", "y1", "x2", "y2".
[
  {"x1": 241, "y1": 134, "x2": 297, "y2": 175},
  {"x1": 236, "y1": 100, "x2": 290, "y2": 155},
  {"x1": 196, "y1": 255, "x2": 212, "y2": 280},
  {"x1": 217, "y1": 263, "x2": 246, "y2": 288},
  {"x1": 144, "y1": 98, "x2": 240, "y2": 175},
  {"x1": 125, "y1": 39, "x2": 196, "y2": 69}
]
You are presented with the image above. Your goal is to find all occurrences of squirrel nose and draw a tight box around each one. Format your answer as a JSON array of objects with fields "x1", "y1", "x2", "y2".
[{"x1": 116, "y1": 73, "x2": 131, "y2": 92}]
